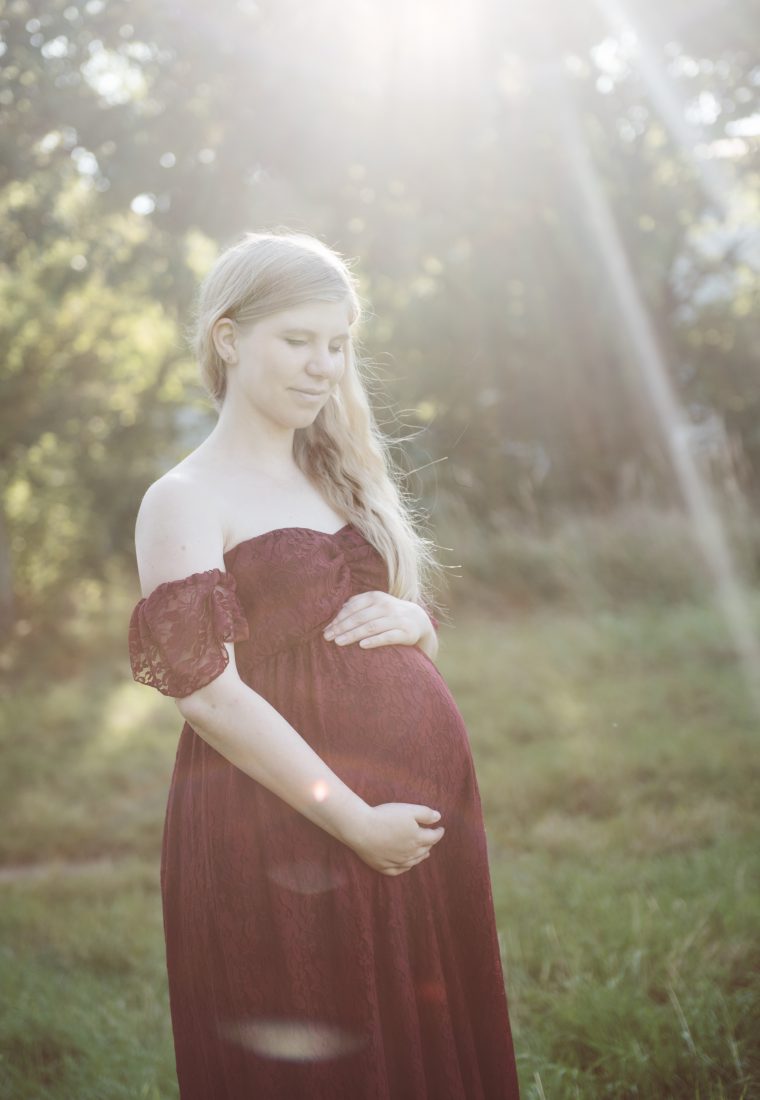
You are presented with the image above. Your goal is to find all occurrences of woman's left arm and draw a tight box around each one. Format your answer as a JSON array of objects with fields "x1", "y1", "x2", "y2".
[{"x1": 322, "y1": 593, "x2": 439, "y2": 662}]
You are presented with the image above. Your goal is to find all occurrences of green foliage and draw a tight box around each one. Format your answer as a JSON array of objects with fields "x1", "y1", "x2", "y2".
[
  {"x1": 1, "y1": 0, "x2": 758, "y2": 642},
  {"x1": 434, "y1": 499, "x2": 760, "y2": 614}
]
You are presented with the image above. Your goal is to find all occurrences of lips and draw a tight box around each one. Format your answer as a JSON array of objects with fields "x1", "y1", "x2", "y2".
[{"x1": 292, "y1": 388, "x2": 329, "y2": 396}]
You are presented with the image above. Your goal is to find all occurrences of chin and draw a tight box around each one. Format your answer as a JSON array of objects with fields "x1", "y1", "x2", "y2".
[
  {"x1": 280, "y1": 408, "x2": 322, "y2": 430},
  {"x1": 291, "y1": 399, "x2": 326, "y2": 416}
]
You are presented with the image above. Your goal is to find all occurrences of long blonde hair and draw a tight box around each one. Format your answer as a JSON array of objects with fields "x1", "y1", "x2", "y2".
[{"x1": 187, "y1": 229, "x2": 446, "y2": 617}]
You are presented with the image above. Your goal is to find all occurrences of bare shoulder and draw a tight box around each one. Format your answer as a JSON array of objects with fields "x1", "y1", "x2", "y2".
[{"x1": 134, "y1": 464, "x2": 224, "y2": 598}]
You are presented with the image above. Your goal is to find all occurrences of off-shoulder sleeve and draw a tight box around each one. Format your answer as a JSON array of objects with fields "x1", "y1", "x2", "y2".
[{"x1": 128, "y1": 568, "x2": 250, "y2": 698}]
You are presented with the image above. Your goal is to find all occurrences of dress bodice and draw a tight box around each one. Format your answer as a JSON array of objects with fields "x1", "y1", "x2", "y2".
[
  {"x1": 222, "y1": 524, "x2": 389, "y2": 669},
  {"x1": 128, "y1": 524, "x2": 441, "y2": 699}
]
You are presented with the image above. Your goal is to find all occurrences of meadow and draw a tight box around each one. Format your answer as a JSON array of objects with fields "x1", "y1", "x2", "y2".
[{"x1": 1, "y1": 506, "x2": 758, "y2": 1099}]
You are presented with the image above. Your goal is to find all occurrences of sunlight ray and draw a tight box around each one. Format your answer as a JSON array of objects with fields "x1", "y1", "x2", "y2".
[
  {"x1": 546, "y1": 65, "x2": 760, "y2": 717},
  {"x1": 595, "y1": 0, "x2": 759, "y2": 261}
]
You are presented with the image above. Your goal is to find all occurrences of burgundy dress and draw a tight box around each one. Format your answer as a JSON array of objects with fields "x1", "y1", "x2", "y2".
[{"x1": 128, "y1": 523, "x2": 520, "y2": 1099}]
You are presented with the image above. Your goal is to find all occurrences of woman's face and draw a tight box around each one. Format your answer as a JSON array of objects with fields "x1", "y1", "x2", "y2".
[{"x1": 222, "y1": 299, "x2": 352, "y2": 428}]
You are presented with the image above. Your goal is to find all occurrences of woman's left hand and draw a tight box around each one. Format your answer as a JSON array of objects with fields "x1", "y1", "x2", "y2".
[{"x1": 322, "y1": 592, "x2": 435, "y2": 653}]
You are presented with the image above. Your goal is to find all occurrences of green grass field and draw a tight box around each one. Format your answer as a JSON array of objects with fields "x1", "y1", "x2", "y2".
[{"x1": 1, "y1": 589, "x2": 758, "y2": 1099}]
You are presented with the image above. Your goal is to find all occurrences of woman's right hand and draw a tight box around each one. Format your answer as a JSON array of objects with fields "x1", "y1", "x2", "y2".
[{"x1": 347, "y1": 803, "x2": 446, "y2": 875}]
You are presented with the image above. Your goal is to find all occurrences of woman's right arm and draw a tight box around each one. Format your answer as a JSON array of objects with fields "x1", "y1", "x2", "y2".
[
  {"x1": 177, "y1": 668, "x2": 445, "y2": 874},
  {"x1": 133, "y1": 476, "x2": 445, "y2": 876}
]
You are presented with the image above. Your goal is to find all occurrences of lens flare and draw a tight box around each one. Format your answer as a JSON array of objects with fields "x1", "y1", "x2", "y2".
[
  {"x1": 266, "y1": 858, "x2": 347, "y2": 894},
  {"x1": 218, "y1": 1016, "x2": 367, "y2": 1061},
  {"x1": 312, "y1": 780, "x2": 329, "y2": 802}
]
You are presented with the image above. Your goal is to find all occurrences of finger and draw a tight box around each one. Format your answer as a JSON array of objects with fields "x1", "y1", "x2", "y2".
[
  {"x1": 357, "y1": 629, "x2": 408, "y2": 649},
  {"x1": 324, "y1": 593, "x2": 383, "y2": 629},
  {"x1": 329, "y1": 620, "x2": 387, "y2": 642},
  {"x1": 429, "y1": 828, "x2": 446, "y2": 844},
  {"x1": 401, "y1": 852, "x2": 431, "y2": 873},
  {"x1": 331, "y1": 622, "x2": 398, "y2": 646},
  {"x1": 389, "y1": 850, "x2": 426, "y2": 871},
  {"x1": 323, "y1": 607, "x2": 382, "y2": 640},
  {"x1": 325, "y1": 594, "x2": 394, "y2": 631},
  {"x1": 327, "y1": 612, "x2": 390, "y2": 643},
  {"x1": 404, "y1": 848, "x2": 431, "y2": 867},
  {"x1": 391, "y1": 853, "x2": 415, "y2": 871}
]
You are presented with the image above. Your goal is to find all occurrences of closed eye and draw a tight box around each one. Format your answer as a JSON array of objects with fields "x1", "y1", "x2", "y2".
[{"x1": 285, "y1": 338, "x2": 344, "y2": 354}]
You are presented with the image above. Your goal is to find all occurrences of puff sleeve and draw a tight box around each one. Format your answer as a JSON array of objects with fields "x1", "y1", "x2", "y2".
[{"x1": 128, "y1": 568, "x2": 250, "y2": 698}]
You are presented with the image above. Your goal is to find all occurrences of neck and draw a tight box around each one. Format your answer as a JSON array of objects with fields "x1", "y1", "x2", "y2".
[{"x1": 200, "y1": 392, "x2": 302, "y2": 475}]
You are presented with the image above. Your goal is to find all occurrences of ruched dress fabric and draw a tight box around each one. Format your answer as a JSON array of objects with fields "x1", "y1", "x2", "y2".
[{"x1": 128, "y1": 524, "x2": 520, "y2": 1100}]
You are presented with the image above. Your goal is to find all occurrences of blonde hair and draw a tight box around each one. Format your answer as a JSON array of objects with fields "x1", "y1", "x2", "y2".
[{"x1": 187, "y1": 229, "x2": 446, "y2": 616}]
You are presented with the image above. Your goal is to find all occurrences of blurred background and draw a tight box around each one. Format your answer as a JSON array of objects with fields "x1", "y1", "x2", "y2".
[{"x1": 0, "y1": 1, "x2": 759, "y2": 1097}]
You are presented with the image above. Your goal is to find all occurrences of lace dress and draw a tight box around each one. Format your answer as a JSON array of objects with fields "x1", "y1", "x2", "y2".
[{"x1": 128, "y1": 523, "x2": 520, "y2": 1099}]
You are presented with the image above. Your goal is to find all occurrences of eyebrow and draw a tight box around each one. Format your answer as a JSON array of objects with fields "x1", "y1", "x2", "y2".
[{"x1": 283, "y1": 327, "x2": 351, "y2": 341}]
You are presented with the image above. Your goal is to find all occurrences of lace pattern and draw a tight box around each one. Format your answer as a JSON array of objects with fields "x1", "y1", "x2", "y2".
[{"x1": 128, "y1": 568, "x2": 250, "y2": 698}]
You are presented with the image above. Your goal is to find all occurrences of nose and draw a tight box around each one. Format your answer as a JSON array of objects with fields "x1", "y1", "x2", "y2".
[{"x1": 307, "y1": 346, "x2": 343, "y2": 380}]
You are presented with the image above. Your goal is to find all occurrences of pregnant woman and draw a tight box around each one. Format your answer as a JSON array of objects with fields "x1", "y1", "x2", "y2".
[{"x1": 128, "y1": 230, "x2": 520, "y2": 1099}]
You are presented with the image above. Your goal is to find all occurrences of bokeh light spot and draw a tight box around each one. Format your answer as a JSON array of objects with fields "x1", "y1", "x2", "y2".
[{"x1": 219, "y1": 1016, "x2": 367, "y2": 1061}]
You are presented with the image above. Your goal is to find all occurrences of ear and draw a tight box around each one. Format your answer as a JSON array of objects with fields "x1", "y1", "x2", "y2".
[{"x1": 212, "y1": 317, "x2": 238, "y2": 364}]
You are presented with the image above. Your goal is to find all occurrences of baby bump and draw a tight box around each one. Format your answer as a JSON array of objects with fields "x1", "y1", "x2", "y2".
[{"x1": 248, "y1": 639, "x2": 476, "y2": 812}]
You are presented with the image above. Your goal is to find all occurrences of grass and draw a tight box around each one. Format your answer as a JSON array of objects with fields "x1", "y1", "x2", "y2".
[
  {"x1": 0, "y1": 860, "x2": 176, "y2": 1099},
  {"x1": 1, "y1": 579, "x2": 758, "y2": 1097},
  {"x1": 450, "y1": 597, "x2": 760, "y2": 1099}
]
